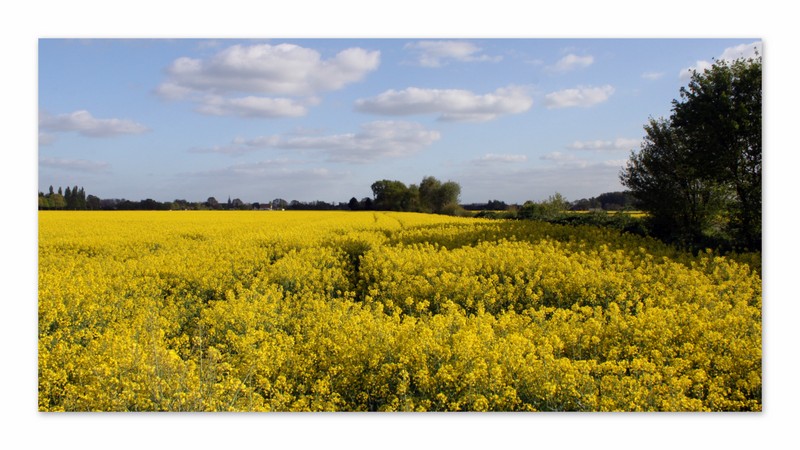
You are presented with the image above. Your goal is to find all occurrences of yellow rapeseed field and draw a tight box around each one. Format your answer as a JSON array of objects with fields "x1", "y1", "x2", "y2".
[{"x1": 38, "y1": 210, "x2": 761, "y2": 411}]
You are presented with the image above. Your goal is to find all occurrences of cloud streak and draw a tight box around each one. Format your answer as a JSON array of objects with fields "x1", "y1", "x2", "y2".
[
  {"x1": 355, "y1": 86, "x2": 532, "y2": 122},
  {"x1": 547, "y1": 54, "x2": 594, "y2": 73},
  {"x1": 544, "y1": 85, "x2": 614, "y2": 109},
  {"x1": 472, "y1": 153, "x2": 528, "y2": 165},
  {"x1": 567, "y1": 138, "x2": 639, "y2": 152},
  {"x1": 192, "y1": 121, "x2": 441, "y2": 163},
  {"x1": 404, "y1": 40, "x2": 501, "y2": 67},
  {"x1": 39, "y1": 110, "x2": 147, "y2": 137},
  {"x1": 39, "y1": 157, "x2": 111, "y2": 173},
  {"x1": 194, "y1": 95, "x2": 315, "y2": 118}
]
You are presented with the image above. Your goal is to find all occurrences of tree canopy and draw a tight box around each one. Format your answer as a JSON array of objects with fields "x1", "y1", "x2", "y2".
[
  {"x1": 371, "y1": 176, "x2": 461, "y2": 214},
  {"x1": 621, "y1": 53, "x2": 761, "y2": 250}
]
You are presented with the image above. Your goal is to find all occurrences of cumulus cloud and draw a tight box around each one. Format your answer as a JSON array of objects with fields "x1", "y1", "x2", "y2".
[
  {"x1": 39, "y1": 156, "x2": 111, "y2": 173},
  {"x1": 404, "y1": 40, "x2": 501, "y2": 67},
  {"x1": 39, "y1": 110, "x2": 148, "y2": 137},
  {"x1": 544, "y1": 85, "x2": 614, "y2": 109},
  {"x1": 355, "y1": 86, "x2": 532, "y2": 122},
  {"x1": 567, "y1": 138, "x2": 639, "y2": 151},
  {"x1": 679, "y1": 40, "x2": 762, "y2": 79},
  {"x1": 161, "y1": 43, "x2": 380, "y2": 96},
  {"x1": 547, "y1": 54, "x2": 594, "y2": 73},
  {"x1": 192, "y1": 121, "x2": 440, "y2": 163},
  {"x1": 157, "y1": 43, "x2": 380, "y2": 118}
]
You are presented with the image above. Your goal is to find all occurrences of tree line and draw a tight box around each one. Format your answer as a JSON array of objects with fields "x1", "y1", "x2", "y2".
[{"x1": 38, "y1": 185, "x2": 100, "y2": 210}]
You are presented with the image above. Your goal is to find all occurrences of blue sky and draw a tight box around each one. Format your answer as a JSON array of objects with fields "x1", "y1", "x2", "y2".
[{"x1": 38, "y1": 38, "x2": 761, "y2": 204}]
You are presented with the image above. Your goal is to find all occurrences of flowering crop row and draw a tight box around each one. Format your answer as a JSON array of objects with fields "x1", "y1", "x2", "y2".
[{"x1": 38, "y1": 211, "x2": 761, "y2": 411}]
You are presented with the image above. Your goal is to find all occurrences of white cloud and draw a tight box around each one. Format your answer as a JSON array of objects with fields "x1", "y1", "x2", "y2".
[
  {"x1": 39, "y1": 157, "x2": 111, "y2": 173},
  {"x1": 194, "y1": 95, "x2": 314, "y2": 118},
  {"x1": 678, "y1": 60, "x2": 714, "y2": 80},
  {"x1": 544, "y1": 85, "x2": 614, "y2": 109},
  {"x1": 541, "y1": 151, "x2": 586, "y2": 167},
  {"x1": 39, "y1": 110, "x2": 147, "y2": 137},
  {"x1": 355, "y1": 86, "x2": 532, "y2": 122},
  {"x1": 541, "y1": 151, "x2": 626, "y2": 170},
  {"x1": 567, "y1": 138, "x2": 639, "y2": 151},
  {"x1": 720, "y1": 41, "x2": 763, "y2": 62},
  {"x1": 547, "y1": 54, "x2": 594, "y2": 73},
  {"x1": 276, "y1": 121, "x2": 441, "y2": 163},
  {"x1": 161, "y1": 43, "x2": 380, "y2": 96},
  {"x1": 473, "y1": 153, "x2": 528, "y2": 164},
  {"x1": 192, "y1": 121, "x2": 440, "y2": 163},
  {"x1": 679, "y1": 40, "x2": 762, "y2": 79},
  {"x1": 156, "y1": 43, "x2": 380, "y2": 118},
  {"x1": 404, "y1": 40, "x2": 501, "y2": 67},
  {"x1": 641, "y1": 71, "x2": 664, "y2": 80}
]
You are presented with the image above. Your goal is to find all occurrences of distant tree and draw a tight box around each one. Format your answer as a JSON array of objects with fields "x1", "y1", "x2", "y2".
[
  {"x1": 418, "y1": 176, "x2": 442, "y2": 213},
  {"x1": 231, "y1": 198, "x2": 245, "y2": 209},
  {"x1": 348, "y1": 197, "x2": 360, "y2": 210},
  {"x1": 360, "y1": 197, "x2": 373, "y2": 210},
  {"x1": 206, "y1": 197, "x2": 220, "y2": 209},
  {"x1": 50, "y1": 193, "x2": 66, "y2": 209},
  {"x1": 77, "y1": 187, "x2": 87, "y2": 209},
  {"x1": 371, "y1": 180, "x2": 413, "y2": 211},
  {"x1": 38, "y1": 193, "x2": 52, "y2": 210},
  {"x1": 518, "y1": 193, "x2": 570, "y2": 220},
  {"x1": 272, "y1": 198, "x2": 288, "y2": 210},
  {"x1": 139, "y1": 198, "x2": 167, "y2": 210},
  {"x1": 437, "y1": 181, "x2": 461, "y2": 213},
  {"x1": 64, "y1": 186, "x2": 73, "y2": 209},
  {"x1": 486, "y1": 200, "x2": 507, "y2": 211},
  {"x1": 86, "y1": 195, "x2": 101, "y2": 210}
]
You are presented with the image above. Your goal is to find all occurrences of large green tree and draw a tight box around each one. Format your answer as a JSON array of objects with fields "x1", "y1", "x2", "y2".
[
  {"x1": 371, "y1": 176, "x2": 461, "y2": 214},
  {"x1": 671, "y1": 55, "x2": 762, "y2": 249},
  {"x1": 371, "y1": 179, "x2": 414, "y2": 211},
  {"x1": 621, "y1": 53, "x2": 761, "y2": 250},
  {"x1": 419, "y1": 176, "x2": 461, "y2": 214},
  {"x1": 621, "y1": 118, "x2": 731, "y2": 244}
]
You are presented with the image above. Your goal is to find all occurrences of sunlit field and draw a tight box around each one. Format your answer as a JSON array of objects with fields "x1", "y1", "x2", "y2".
[{"x1": 38, "y1": 211, "x2": 761, "y2": 411}]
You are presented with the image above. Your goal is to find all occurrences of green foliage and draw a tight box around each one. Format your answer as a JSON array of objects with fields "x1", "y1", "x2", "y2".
[
  {"x1": 672, "y1": 55, "x2": 762, "y2": 249},
  {"x1": 621, "y1": 119, "x2": 732, "y2": 246},
  {"x1": 622, "y1": 54, "x2": 761, "y2": 250},
  {"x1": 518, "y1": 193, "x2": 570, "y2": 221},
  {"x1": 372, "y1": 176, "x2": 461, "y2": 215}
]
